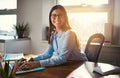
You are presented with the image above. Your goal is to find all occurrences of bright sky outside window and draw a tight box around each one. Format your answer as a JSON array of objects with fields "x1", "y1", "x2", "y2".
[
  {"x1": 58, "y1": 0, "x2": 108, "y2": 6},
  {"x1": 68, "y1": 12, "x2": 107, "y2": 42},
  {"x1": 0, "y1": 0, "x2": 17, "y2": 39},
  {"x1": 0, "y1": 0, "x2": 16, "y2": 9},
  {"x1": 0, "y1": 15, "x2": 16, "y2": 33}
]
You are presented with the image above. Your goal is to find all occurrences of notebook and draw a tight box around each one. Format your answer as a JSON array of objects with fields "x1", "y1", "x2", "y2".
[
  {"x1": 93, "y1": 63, "x2": 120, "y2": 75},
  {"x1": 3, "y1": 53, "x2": 24, "y2": 61},
  {"x1": 9, "y1": 62, "x2": 45, "y2": 74}
]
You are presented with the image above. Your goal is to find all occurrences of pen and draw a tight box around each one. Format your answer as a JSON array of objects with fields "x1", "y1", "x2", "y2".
[
  {"x1": 9, "y1": 60, "x2": 19, "y2": 78},
  {"x1": 0, "y1": 61, "x2": 2, "y2": 68}
]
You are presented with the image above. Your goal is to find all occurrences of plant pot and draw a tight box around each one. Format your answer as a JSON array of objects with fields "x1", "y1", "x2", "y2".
[{"x1": 17, "y1": 31, "x2": 24, "y2": 38}]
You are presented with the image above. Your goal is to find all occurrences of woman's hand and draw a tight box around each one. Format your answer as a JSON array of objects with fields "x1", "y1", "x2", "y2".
[
  {"x1": 28, "y1": 58, "x2": 34, "y2": 61},
  {"x1": 19, "y1": 61, "x2": 41, "y2": 70}
]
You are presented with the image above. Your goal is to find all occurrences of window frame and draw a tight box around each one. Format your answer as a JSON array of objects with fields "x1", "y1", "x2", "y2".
[{"x1": 0, "y1": 9, "x2": 16, "y2": 15}]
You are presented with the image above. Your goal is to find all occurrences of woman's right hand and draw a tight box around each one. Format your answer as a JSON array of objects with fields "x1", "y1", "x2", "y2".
[
  {"x1": 19, "y1": 61, "x2": 41, "y2": 70},
  {"x1": 18, "y1": 58, "x2": 27, "y2": 66}
]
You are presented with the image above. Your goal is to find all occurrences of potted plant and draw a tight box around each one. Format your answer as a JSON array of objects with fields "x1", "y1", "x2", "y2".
[
  {"x1": 14, "y1": 23, "x2": 28, "y2": 38},
  {"x1": 0, "y1": 61, "x2": 19, "y2": 78}
]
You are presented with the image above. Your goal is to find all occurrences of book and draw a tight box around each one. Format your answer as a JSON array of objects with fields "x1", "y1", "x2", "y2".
[{"x1": 3, "y1": 53, "x2": 24, "y2": 61}]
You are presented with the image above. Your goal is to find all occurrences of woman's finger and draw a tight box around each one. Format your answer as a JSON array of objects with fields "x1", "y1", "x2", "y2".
[{"x1": 19, "y1": 62, "x2": 27, "y2": 69}]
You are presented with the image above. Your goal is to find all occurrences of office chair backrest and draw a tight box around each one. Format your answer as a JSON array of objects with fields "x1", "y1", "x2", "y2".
[{"x1": 85, "y1": 33, "x2": 105, "y2": 63}]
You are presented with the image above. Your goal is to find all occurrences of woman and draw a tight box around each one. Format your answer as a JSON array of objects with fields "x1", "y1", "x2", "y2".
[{"x1": 20, "y1": 5, "x2": 87, "y2": 69}]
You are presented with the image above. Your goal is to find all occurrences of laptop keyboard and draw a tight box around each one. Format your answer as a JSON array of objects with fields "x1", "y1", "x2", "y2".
[{"x1": 9, "y1": 62, "x2": 45, "y2": 74}]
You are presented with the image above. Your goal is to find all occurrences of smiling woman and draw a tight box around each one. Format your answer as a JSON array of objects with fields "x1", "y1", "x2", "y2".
[{"x1": 18, "y1": 5, "x2": 87, "y2": 69}]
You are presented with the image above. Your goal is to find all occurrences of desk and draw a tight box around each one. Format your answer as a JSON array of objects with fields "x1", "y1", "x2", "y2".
[
  {"x1": 16, "y1": 61, "x2": 120, "y2": 78},
  {"x1": 16, "y1": 61, "x2": 84, "y2": 78},
  {"x1": 67, "y1": 62, "x2": 120, "y2": 78}
]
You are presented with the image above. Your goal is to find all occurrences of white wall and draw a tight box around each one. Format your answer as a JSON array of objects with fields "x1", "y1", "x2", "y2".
[
  {"x1": 17, "y1": 0, "x2": 56, "y2": 54},
  {"x1": 113, "y1": 0, "x2": 120, "y2": 44}
]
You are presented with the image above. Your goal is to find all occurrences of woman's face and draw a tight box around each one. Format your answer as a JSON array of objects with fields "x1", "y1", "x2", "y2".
[{"x1": 51, "y1": 9, "x2": 65, "y2": 31}]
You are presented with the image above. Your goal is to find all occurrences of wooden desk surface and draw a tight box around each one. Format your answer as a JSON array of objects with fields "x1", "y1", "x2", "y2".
[
  {"x1": 16, "y1": 61, "x2": 84, "y2": 78},
  {"x1": 16, "y1": 61, "x2": 120, "y2": 78},
  {"x1": 16, "y1": 54, "x2": 120, "y2": 78},
  {"x1": 67, "y1": 62, "x2": 120, "y2": 78}
]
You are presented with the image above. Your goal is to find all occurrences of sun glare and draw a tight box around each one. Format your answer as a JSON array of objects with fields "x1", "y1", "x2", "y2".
[
  {"x1": 68, "y1": 12, "x2": 107, "y2": 42},
  {"x1": 0, "y1": 0, "x2": 16, "y2": 9},
  {"x1": 58, "y1": 0, "x2": 108, "y2": 6}
]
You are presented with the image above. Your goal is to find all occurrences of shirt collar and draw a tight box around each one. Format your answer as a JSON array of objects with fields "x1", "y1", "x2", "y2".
[{"x1": 56, "y1": 30, "x2": 63, "y2": 38}]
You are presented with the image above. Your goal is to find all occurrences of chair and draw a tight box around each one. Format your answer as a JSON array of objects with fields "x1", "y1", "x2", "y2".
[{"x1": 85, "y1": 33, "x2": 105, "y2": 63}]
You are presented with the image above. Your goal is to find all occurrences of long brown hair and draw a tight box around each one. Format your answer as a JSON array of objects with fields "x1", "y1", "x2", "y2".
[{"x1": 48, "y1": 5, "x2": 71, "y2": 44}]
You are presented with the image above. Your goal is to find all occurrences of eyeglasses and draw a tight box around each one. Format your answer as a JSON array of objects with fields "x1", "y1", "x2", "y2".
[{"x1": 51, "y1": 14, "x2": 64, "y2": 18}]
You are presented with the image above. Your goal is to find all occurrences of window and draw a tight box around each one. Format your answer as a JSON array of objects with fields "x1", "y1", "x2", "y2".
[
  {"x1": 0, "y1": 0, "x2": 17, "y2": 39},
  {"x1": 58, "y1": 0, "x2": 113, "y2": 43},
  {"x1": 68, "y1": 12, "x2": 107, "y2": 42},
  {"x1": 58, "y1": 0, "x2": 108, "y2": 6}
]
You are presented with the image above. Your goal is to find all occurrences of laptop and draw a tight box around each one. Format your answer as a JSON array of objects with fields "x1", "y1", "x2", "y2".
[
  {"x1": 93, "y1": 63, "x2": 120, "y2": 76},
  {"x1": 9, "y1": 62, "x2": 45, "y2": 74}
]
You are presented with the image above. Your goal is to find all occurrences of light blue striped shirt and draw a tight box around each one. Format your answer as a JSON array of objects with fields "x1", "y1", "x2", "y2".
[{"x1": 33, "y1": 30, "x2": 87, "y2": 66}]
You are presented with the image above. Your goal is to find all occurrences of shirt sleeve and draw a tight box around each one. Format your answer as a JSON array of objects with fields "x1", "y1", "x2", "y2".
[
  {"x1": 40, "y1": 31, "x2": 77, "y2": 66},
  {"x1": 33, "y1": 35, "x2": 54, "y2": 61},
  {"x1": 33, "y1": 44, "x2": 54, "y2": 61}
]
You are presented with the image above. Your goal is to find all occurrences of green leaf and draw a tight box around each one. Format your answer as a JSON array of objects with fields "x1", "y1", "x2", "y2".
[
  {"x1": 4, "y1": 61, "x2": 9, "y2": 77},
  {"x1": 0, "y1": 67, "x2": 8, "y2": 78},
  {"x1": 14, "y1": 23, "x2": 28, "y2": 32}
]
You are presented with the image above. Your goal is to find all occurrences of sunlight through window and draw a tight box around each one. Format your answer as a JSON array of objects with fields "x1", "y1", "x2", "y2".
[
  {"x1": 68, "y1": 12, "x2": 107, "y2": 42},
  {"x1": 0, "y1": 15, "x2": 16, "y2": 34},
  {"x1": 58, "y1": 0, "x2": 108, "y2": 6},
  {"x1": 0, "y1": 0, "x2": 16, "y2": 9},
  {"x1": 0, "y1": 0, "x2": 17, "y2": 39},
  {"x1": 58, "y1": 0, "x2": 111, "y2": 43}
]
